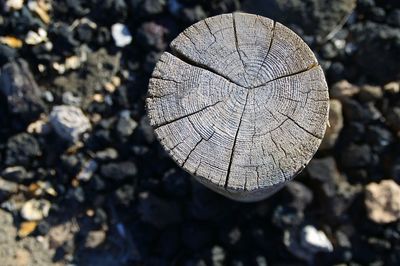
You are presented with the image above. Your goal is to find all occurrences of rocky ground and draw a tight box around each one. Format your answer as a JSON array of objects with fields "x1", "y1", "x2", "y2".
[{"x1": 0, "y1": 0, "x2": 399, "y2": 265}]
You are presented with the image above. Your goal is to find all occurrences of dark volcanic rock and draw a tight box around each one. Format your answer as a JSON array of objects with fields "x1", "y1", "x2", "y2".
[
  {"x1": 131, "y1": 0, "x2": 166, "y2": 16},
  {"x1": 0, "y1": 59, "x2": 45, "y2": 122},
  {"x1": 342, "y1": 99, "x2": 373, "y2": 122},
  {"x1": 283, "y1": 181, "x2": 313, "y2": 211},
  {"x1": 116, "y1": 110, "x2": 138, "y2": 138},
  {"x1": 340, "y1": 144, "x2": 372, "y2": 169},
  {"x1": 137, "y1": 192, "x2": 181, "y2": 228},
  {"x1": 385, "y1": 107, "x2": 400, "y2": 132},
  {"x1": 136, "y1": 22, "x2": 168, "y2": 51},
  {"x1": 308, "y1": 158, "x2": 339, "y2": 183},
  {"x1": 308, "y1": 157, "x2": 341, "y2": 197},
  {"x1": 162, "y1": 169, "x2": 190, "y2": 198},
  {"x1": 114, "y1": 184, "x2": 135, "y2": 206},
  {"x1": 182, "y1": 222, "x2": 212, "y2": 250},
  {"x1": 273, "y1": 181, "x2": 313, "y2": 228},
  {"x1": 0, "y1": 44, "x2": 17, "y2": 65},
  {"x1": 0, "y1": 0, "x2": 399, "y2": 265},
  {"x1": 242, "y1": 0, "x2": 356, "y2": 42},
  {"x1": 351, "y1": 22, "x2": 400, "y2": 82},
  {"x1": 365, "y1": 125, "x2": 393, "y2": 152},
  {"x1": 387, "y1": 9, "x2": 400, "y2": 27},
  {"x1": 0, "y1": 177, "x2": 18, "y2": 202},
  {"x1": 5, "y1": 133, "x2": 42, "y2": 166},
  {"x1": 181, "y1": 5, "x2": 207, "y2": 24},
  {"x1": 1, "y1": 166, "x2": 32, "y2": 182},
  {"x1": 100, "y1": 161, "x2": 138, "y2": 180}
]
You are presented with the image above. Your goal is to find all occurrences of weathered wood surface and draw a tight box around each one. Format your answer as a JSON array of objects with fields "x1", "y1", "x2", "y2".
[{"x1": 146, "y1": 13, "x2": 329, "y2": 201}]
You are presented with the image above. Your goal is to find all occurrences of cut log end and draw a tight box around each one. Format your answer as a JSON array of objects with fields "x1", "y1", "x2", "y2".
[{"x1": 146, "y1": 12, "x2": 329, "y2": 202}]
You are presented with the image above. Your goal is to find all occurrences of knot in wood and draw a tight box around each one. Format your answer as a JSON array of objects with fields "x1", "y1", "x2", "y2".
[{"x1": 146, "y1": 13, "x2": 329, "y2": 201}]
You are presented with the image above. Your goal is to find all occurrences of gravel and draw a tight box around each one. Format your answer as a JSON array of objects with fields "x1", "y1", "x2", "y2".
[{"x1": 0, "y1": 0, "x2": 399, "y2": 265}]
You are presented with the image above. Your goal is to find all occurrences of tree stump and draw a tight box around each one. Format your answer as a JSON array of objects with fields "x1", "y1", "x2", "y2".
[{"x1": 146, "y1": 13, "x2": 329, "y2": 202}]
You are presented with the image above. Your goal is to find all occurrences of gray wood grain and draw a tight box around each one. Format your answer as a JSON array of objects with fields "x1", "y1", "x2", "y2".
[{"x1": 146, "y1": 13, "x2": 329, "y2": 201}]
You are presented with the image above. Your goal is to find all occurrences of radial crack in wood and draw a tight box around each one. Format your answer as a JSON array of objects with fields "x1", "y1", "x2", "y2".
[{"x1": 146, "y1": 12, "x2": 329, "y2": 202}]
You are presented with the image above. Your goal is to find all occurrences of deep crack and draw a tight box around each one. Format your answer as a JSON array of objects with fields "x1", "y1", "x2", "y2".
[
  {"x1": 277, "y1": 111, "x2": 322, "y2": 139},
  {"x1": 224, "y1": 90, "x2": 250, "y2": 189},
  {"x1": 252, "y1": 63, "x2": 319, "y2": 89},
  {"x1": 153, "y1": 100, "x2": 223, "y2": 129},
  {"x1": 170, "y1": 49, "x2": 248, "y2": 88}
]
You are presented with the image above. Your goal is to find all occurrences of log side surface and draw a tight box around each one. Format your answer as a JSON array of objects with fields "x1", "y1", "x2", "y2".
[{"x1": 146, "y1": 13, "x2": 329, "y2": 201}]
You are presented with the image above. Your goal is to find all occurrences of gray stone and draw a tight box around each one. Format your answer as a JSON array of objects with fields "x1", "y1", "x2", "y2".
[
  {"x1": 49, "y1": 105, "x2": 91, "y2": 143},
  {"x1": 116, "y1": 110, "x2": 138, "y2": 137},
  {"x1": 0, "y1": 59, "x2": 45, "y2": 121}
]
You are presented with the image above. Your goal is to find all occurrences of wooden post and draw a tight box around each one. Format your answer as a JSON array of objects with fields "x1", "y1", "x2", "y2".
[{"x1": 146, "y1": 13, "x2": 329, "y2": 202}]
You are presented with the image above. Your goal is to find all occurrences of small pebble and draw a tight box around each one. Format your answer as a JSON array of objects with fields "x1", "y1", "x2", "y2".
[
  {"x1": 28, "y1": 0, "x2": 51, "y2": 24},
  {"x1": 49, "y1": 105, "x2": 91, "y2": 143},
  {"x1": 100, "y1": 161, "x2": 137, "y2": 180},
  {"x1": 27, "y1": 116, "x2": 51, "y2": 134},
  {"x1": 4, "y1": 0, "x2": 24, "y2": 11},
  {"x1": 137, "y1": 22, "x2": 167, "y2": 51},
  {"x1": 0, "y1": 36, "x2": 23, "y2": 48},
  {"x1": 0, "y1": 177, "x2": 19, "y2": 199},
  {"x1": 114, "y1": 184, "x2": 135, "y2": 206},
  {"x1": 256, "y1": 256, "x2": 268, "y2": 266},
  {"x1": 301, "y1": 225, "x2": 334, "y2": 253},
  {"x1": 84, "y1": 230, "x2": 106, "y2": 248},
  {"x1": 111, "y1": 23, "x2": 132, "y2": 47},
  {"x1": 76, "y1": 159, "x2": 98, "y2": 181},
  {"x1": 25, "y1": 29, "x2": 47, "y2": 45},
  {"x1": 168, "y1": 0, "x2": 181, "y2": 15},
  {"x1": 1, "y1": 166, "x2": 29, "y2": 182},
  {"x1": 285, "y1": 225, "x2": 333, "y2": 263},
  {"x1": 21, "y1": 199, "x2": 51, "y2": 221},
  {"x1": 95, "y1": 148, "x2": 118, "y2": 161},
  {"x1": 365, "y1": 180, "x2": 400, "y2": 224},
  {"x1": 384, "y1": 81, "x2": 399, "y2": 94},
  {"x1": 43, "y1": 91, "x2": 54, "y2": 102},
  {"x1": 212, "y1": 246, "x2": 225, "y2": 266},
  {"x1": 141, "y1": 0, "x2": 166, "y2": 15},
  {"x1": 62, "y1": 91, "x2": 82, "y2": 106},
  {"x1": 18, "y1": 221, "x2": 38, "y2": 238},
  {"x1": 116, "y1": 110, "x2": 138, "y2": 137}
]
